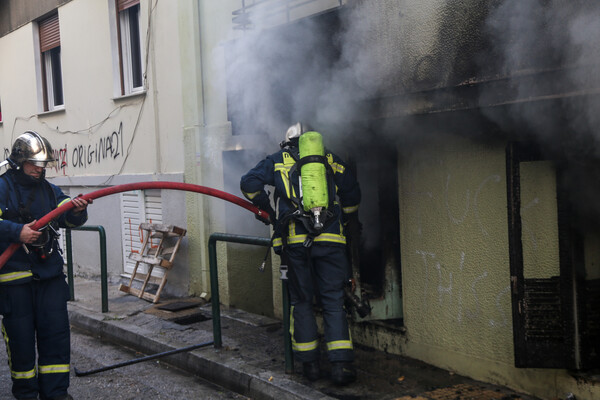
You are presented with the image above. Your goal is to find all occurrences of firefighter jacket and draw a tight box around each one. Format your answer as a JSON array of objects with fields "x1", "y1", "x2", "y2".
[
  {"x1": 0, "y1": 169, "x2": 88, "y2": 285},
  {"x1": 240, "y1": 146, "x2": 360, "y2": 252}
]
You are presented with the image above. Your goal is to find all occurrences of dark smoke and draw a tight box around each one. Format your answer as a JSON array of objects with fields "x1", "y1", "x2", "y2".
[{"x1": 481, "y1": 0, "x2": 600, "y2": 227}]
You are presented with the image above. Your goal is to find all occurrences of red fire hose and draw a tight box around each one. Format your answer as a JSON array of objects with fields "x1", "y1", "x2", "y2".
[{"x1": 0, "y1": 181, "x2": 270, "y2": 270}]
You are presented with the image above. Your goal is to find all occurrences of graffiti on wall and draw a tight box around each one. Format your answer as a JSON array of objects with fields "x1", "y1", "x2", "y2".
[
  {"x1": 2, "y1": 122, "x2": 126, "y2": 174},
  {"x1": 52, "y1": 145, "x2": 69, "y2": 175},
  {"x1": 71, "y1": 122, "x2": 125, "y2": 169},
  {"x1": 127, "y1": 217, "x2": 159, "y2": 253},
  {"x1": 415, "y1": 249, "x2": 511, "y2": 329},
  {"x1": 405, "y1": 157, "x2": 515, "y2": 331}
]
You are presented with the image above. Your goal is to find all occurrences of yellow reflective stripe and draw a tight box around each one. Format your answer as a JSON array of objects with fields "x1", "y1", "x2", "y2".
[
  {"x1": 326, "y1": 154, "x2": 345, "y2": 174},
  {"x1": 343, "y1": 205, "x2": 359, "y2": 214},
  {"x1": 326, "y1": 340, "x2": 353, "y2": 351},
  {"x1": 273, "y1": 237, "x2": 282, "y2": 247},
  {"x1": 275, "y1": 163, "x2": 292, "y2": 200},
  {"x1": 282, "y1": 152, "x2": 295, "y2": 165},
  {"x1": 38, "y1": 364, "x2": 70, "y2": 374},
  {"x1": 242, "y1": 190, "x2": 261, "y2": 200},
  {"x1": 290, "y1": 305, "x2": 296, "y2": 346},
  {"x1": 58, "y1": 198, "x2": 71, "y2": 207},
  {"x1": 11, "y1": 368, "x2": 36, "y2": 379},
  {"x1": 293, "y1": 339, "x2": 319, "y2": 352},
  {"x1": 330, "y1": 162, "x2": 344, "y2": 174},
  {"x1": 289, "y1": 306, "x2": 318, "y2": 351},
  {"x1": 274, "y1": 163, "x2": 293, "y2": 172},
  {"x1": 2, "y1": 323, "x2": 12, "y2": 373},
  {"x1": 287, "y1": 233, "x2": 346, "y2": 245},
  {"x1": 315, "y1": 233, "x2": 346, "y2": 244},
  {"x1": 0, "y1": 271, "x2": 33, "y2": 283},
  {"x1": 0, "y1": 325, "x2": 34, "y2": 380}
]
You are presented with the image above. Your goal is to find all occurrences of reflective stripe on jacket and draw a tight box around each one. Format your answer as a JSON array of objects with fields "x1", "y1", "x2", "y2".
[
  {"x1": 0, "y1": 169, "x2": 88, "y2": 284},
  {"x1": 240, "y1": 145, "x2": 360, "y2": 250}
]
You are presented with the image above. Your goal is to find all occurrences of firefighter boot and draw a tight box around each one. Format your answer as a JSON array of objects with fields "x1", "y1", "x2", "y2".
[
  {"x1": 330, "y1": 362, "x2": 356, "y2": 385},
  {"x1": 302, "y1": 361, "x2": 321, "y2": 381}
]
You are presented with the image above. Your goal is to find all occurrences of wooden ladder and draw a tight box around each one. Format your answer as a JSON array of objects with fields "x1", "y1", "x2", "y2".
[{"x1": 118, "y1": 223, "x2": 186, "y2": 303}]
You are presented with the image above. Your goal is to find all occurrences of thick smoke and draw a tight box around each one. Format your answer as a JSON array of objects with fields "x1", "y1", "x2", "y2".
[
  {"x1": 482, "y1": 1, "x2": 600, "y2": 226},
  {"x1": 221, "y1": 1, "x2": 403, "y2": 253},
  {"x1": 482, "y1": 0, "x2": 600, "y2": 145},
  {"x1": 223, "y1": 1, "x2": 400, "y2": 153}
]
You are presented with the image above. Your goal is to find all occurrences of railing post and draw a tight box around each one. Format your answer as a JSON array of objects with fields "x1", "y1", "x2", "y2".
[
  {"x1": 65, "y1": 225, "x2": 109, "y2": 312},
  {"x1": 208, "y1": 232, "x2": 292, "y2": 372},
  {"x1": 208, "y1": 235, "x2": 222, "y2": 349}
]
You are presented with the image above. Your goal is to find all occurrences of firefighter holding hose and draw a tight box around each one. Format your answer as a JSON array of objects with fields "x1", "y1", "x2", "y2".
[
  {"x1": 0, "y1": 131, "x2": 91, "y2": 400},
  {"x1": 241, "y1": 123, "x2": 361, "y2": 385}
]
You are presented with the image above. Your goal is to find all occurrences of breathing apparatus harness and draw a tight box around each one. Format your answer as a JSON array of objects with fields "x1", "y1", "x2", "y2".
[
  {"x1": 259, "y1": 135, "x2": 338, "y2": 271},
  {"x1": 278, "y1": 146, "x2": 337, "y2": 247},
  {"x1": 0, "y1": 171, "x2": 61, "y2": 263}
]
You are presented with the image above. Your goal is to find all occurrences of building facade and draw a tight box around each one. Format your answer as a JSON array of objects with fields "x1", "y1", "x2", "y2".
[{"x1": 1, "y1": 1, "x2": 600, "y2": 399}]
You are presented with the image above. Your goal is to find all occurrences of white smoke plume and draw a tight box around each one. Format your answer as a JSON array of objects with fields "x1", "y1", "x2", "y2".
[
  {"x1": 481, "y1": 0, "x2": 600, "y2": 226},
  {"x1": 221, "y1": 1, "x2": 400, "y2": 261},
  {"x1": 222, "y1": 1, "x2": 401, "y2": 153},
  {"x1": 482, "y1": 0, "x2": 600, "y2": 145}
]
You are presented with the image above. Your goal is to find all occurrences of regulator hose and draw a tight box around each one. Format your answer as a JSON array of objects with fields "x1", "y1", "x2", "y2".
[{"x1": 0, "y1": 181, "x2": 271, "y2": 270}]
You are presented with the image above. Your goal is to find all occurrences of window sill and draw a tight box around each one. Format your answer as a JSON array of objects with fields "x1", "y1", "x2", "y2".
[
  {"x1": 112, "y1": 90, "x2": 147, "y2": 102},
  {"x1": 37, "y1": 107, "x2": 66, "y2": 117}
]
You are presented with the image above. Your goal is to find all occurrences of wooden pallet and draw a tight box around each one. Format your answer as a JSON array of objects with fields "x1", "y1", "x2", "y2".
[{"x1": 119, "y1": 223, "x2": 186, "y2": 303}]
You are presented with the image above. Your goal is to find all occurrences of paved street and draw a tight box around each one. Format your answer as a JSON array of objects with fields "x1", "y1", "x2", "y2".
[{"x1": 0, "y1": 326, "x2": 248, "y2": 400}]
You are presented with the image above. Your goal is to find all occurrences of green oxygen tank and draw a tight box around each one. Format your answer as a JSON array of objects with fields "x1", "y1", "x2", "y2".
[{"x1": 298, "y1": 131, "x2": 328, "y2": 230}]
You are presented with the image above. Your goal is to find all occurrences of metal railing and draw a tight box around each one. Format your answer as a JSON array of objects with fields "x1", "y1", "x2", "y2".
[
  {"x1": 208, "y1": 232, "x2": 294, "y2": 373},
  {"x1": 65, "y1": 229, "x2": 294, "y2": 371},
  {"x1": 65, "y1": 225, "x2": 108, "y2": 313}
]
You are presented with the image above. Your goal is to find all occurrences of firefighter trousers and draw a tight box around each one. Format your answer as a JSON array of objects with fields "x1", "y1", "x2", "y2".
[
  {"x1": 284, "y1": 245, "x2": 354, "y2": 364},
  {"x1": 0, "y1": 275, "x2": 71, "y2": 400}
]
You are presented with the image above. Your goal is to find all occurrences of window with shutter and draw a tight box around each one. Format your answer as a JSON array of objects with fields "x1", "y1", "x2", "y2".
[
  {"x1": 115, "y1": 0, "x2": 143, "y2": 95},
  {"x1": 120, "y1": 190, "x2": 163, "y2": 276},
  {"x1": 38, "y1": 13, "x2": 64, "y2": 111}
]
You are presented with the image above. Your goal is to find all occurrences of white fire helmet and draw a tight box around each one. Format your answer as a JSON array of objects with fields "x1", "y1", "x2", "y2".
[
  {"x1": 10, "y1": 131, "x2": 57, "y2": 168},
  {"x1": 281, "y1": 122, "x2": 314, "y2": 148}
]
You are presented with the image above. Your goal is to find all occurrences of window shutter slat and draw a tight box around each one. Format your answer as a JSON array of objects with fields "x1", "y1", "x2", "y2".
[
  {"x1": 39, "y1": 14, "x2": 60, "y2": 53},
  {"x1": 118, "y1": 0, "x2": 140, "y2": 12}
]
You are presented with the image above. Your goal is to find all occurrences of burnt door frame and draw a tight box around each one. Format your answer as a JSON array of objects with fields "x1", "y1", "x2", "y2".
[{"x1": 506, "y1": 141, "x2": 580, "y2": 369}]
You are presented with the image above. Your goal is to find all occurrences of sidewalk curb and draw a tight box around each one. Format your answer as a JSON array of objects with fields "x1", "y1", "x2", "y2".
[{"x1": 68, "y1": 306, "x2": 335, "y2": 400}]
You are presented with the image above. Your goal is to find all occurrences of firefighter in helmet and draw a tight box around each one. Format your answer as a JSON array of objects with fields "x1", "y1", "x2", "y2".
[
  {"x1": 0, "y1": 131, "x2": 92, "y2": 400},
  {"x1": 240, "y1": 123, "x2": 361, "y2": 385}
]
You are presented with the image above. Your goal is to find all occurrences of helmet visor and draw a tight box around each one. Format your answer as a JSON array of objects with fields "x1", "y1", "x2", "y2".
[{"x1": 29, "y1": 159, "x2": 57, "y2": 168}]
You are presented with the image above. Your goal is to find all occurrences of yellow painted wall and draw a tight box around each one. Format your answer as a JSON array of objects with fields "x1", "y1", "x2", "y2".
[
  {"x1": 397, "y1": 135, "x2": 600, "y2": 399},
  {"x1": 520, "y1": 161, "x2": 560, "y2": 279},
  {"x1": 399, "y1": 135, "x2": 514, "y2": 364}
]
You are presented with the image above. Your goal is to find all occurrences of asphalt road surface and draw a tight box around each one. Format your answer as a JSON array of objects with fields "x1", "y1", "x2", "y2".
[{"x1": 0, "y1": 326, "x2": 248, "y2": 400}]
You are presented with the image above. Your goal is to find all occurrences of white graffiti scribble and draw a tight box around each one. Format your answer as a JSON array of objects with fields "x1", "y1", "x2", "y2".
[
  {"x1": 489, "y1": 285, "x2": 511, "y2": 328},
  {"x1": 445, "y1": 174, "x2": 470, "y2": 225},
  {"x1": 465, "y1": 271, "x2": 488, "y2": 320}
]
